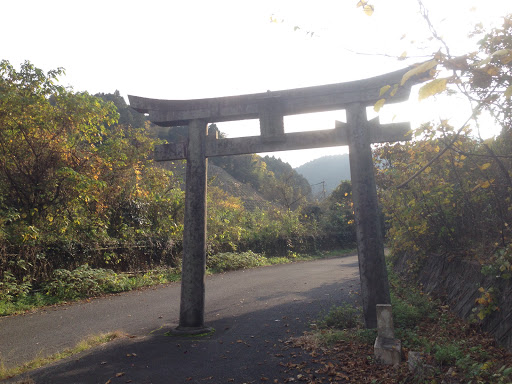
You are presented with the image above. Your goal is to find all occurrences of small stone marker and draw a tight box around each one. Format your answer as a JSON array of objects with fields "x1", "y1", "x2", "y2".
[
  {"x1": 407, "y1": 351, "x2": 435, "y2": 378},
  {"x1": 374, "y1": 304, "x2": 402, "y2": 365}
]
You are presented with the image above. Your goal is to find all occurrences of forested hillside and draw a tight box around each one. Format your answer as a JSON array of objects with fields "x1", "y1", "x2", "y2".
[
  {"x1": 0, "y1": 62, "x2": 356, "y2": 303},
  {"x1": 295, "y1": 154, "x2": 351, "y2": 197}
]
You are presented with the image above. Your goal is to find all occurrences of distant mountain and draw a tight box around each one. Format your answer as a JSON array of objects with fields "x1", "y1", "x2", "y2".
[{"x1": 295, "y1": 154, "x2": 351, "y2": 197}]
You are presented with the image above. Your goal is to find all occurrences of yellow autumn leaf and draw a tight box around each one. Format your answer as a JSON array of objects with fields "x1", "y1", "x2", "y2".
[
  {"x1": 492, "y1": 49, "x2": 510, "y2": 57},
  {"x1": 486, "y1": 66, "x2": 499, "y2": 76},
  {"x1": 475, "y1": 57, "x2": 491, "y2": 68},
  {"x1": 398, "y1": 51, "x2": 407, "y2": 61},
  {"x1": 401, "y1": 60, "x2": 438, "y2": 86},
  {"x1": 363, "y1": 4, "x2": 374, "y2": 16},
  {"x1": 390, "y1": 84, "x2": 399, "y2": 97},
  {"x1": 480, "y1": 180, "x2": 491, "y2": 189},
  {"x1": 356, "y1": 0, "x2": 365, "y2": 7},
  {"x1": 418, "y1": 78, "x2": 448, "y2": 100},
  {"x1": 500, "y1": 54, "x2": 512, "y2": 65},
  {"x1": 379, "y1": 85, "x2": 391, "y2": 97},
  {"x1": 479, "y1": 163, "x2": 491, "y2": 170},
  {"x1": 374, "y1": 98, "x2": 386, "y2": 112},
  {"x1": 505, "y1": 85, "x2": 512, "y2": 99}
]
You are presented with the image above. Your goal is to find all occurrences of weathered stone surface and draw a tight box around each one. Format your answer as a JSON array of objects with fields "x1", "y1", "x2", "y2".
[
  {"x1": 128, "y1": 66, "x2": 420, "y2": 127},
  {"x1": 347, "y1": 103, "x2": 391, "y2": 328},
  {"x1": 153, "y1": 121, "x2": 411, "y2": 161},
  {"x1": 374, "y1": 304, "x2": 402, "y2": 365},
  {"x1": 178, "y1": 119, "x2": 208, "y2": 329},
  {"x1": 407, "y1": 351, "x2": 423, "y2": 372},
  {"x1": 376, "y1": 304, "x2": 395, "y2": 339},
  {"x1": 407, "y1": 351, "x2": 435, "y2": 378},
  {"x1": 374, "y1": 336, "x2": 402, "y2": 365}
]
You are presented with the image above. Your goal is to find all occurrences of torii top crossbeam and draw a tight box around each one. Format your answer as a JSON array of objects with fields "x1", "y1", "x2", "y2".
[{"x1": 128, "y1": 66, "x2": 418, "y2": 128}]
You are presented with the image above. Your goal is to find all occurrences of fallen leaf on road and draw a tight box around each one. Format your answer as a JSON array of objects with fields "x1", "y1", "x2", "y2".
[{"x1": 115, "y1": 372, "x2": 125, "y2": 377}]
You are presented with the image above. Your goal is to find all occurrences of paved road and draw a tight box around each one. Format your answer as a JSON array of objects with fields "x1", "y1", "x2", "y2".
[{"x1": 1, "y1": 254, "x2": 361, "y2": 383}]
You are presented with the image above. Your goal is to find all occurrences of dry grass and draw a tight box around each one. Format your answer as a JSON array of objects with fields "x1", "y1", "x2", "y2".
[{"x1": 0, "y1": 331, "x2": 126, "y2": 381}]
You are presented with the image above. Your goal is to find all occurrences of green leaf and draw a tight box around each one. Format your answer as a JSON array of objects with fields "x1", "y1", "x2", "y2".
[
  {"x1": 418, "y1": 78, "x2": 448, "y2": 101},
  {"x1": 483, "y1": 137, "x2": 495, "y2": 145}
]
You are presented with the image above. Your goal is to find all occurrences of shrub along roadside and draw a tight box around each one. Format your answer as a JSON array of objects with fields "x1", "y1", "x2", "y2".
[
  {"x1": 0, "y1": 248, "x2": 355, "y2": 317},
  {"x1": 292, "y1": 269, "x2": 512, "y2": 383},
  {"x1": 0, "y1": 265, "x2": 182, "y2": 316}
]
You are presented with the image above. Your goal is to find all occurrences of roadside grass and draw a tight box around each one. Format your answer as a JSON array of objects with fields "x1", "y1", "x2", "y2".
[
  {"x1": 0, "y1": 267, "x2": 182, "y2": 316},
  {"x1": 0, "y1": 331, "x2": 125, "y2": 381},
  {"x1": 291, "y1": 268, "x2": 512, "y2": 383},
  {"x1": 0, "y1": 248, "x2": 355, "y2": 317}
]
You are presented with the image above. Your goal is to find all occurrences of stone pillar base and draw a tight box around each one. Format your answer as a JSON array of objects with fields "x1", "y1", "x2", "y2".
[
  {"x1": 374, "y1": 336, "x2": 402, "y2": 365},
  {"x1": 167, "y1": 326, "x2": 214, "y2": 336}
]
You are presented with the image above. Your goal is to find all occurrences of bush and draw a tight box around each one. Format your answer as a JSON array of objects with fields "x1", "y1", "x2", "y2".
[
  {"x1": 318, "y1": 304, "x2": 362, "y2": 329},
  {"x1": 433, "y1": 342, "x2": 464, "y2": 366},
  {"x1": 0, "y1": 271, "x2": 31, "y2": 302},
  {"x1": 207, "y1": 251, "x2": 267, "y2": 272},
  {"x1": 44, "y1": 265, "x2": 118, "y2": 300}
]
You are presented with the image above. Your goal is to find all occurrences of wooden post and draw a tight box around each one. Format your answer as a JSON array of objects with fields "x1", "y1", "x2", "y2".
[
  {"x1": 177, "y1": 119, "x2": 210, "y2": 332},
  {"x1": 346, "y1": 103, "x2": 391, "y2": 328}
]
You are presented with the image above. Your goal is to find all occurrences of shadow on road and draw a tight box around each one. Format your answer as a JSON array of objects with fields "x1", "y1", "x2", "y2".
[{"x1": 7, "y1": 280, "x2": 361, "y2": 384}]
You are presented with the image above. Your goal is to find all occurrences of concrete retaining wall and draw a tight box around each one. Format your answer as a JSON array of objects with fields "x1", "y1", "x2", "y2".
[{"x1": 393, "y1": 252, "x2": 512, "y2": 351}]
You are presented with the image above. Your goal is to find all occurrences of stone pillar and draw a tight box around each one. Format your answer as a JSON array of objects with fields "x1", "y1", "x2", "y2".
[
  {"x1": 374, "y1": 304, "x2": 402, "y2": 365},
  {"x1": 177, "y1": 119, "x2": 210, "y2": 332},
  {"x1": 346, "y1": 103, "x2": 391, "y2": 328}
]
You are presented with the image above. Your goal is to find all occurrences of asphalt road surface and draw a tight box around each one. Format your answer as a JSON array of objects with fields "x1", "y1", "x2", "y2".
[{"x1": 1, "y1": 254, "x2": 361, "y2": 383}]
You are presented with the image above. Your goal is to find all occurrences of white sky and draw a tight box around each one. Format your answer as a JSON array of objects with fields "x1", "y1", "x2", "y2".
[{"x1": 2, "y1": 0, "x2": 512, "y2": 167}]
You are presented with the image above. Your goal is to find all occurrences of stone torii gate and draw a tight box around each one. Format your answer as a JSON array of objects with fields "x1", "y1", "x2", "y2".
[{"x1": 129, "y1": 66, "x2": 419, "y2": 332}]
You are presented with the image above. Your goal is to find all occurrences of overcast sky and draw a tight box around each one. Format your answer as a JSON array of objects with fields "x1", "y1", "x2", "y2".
[{"x1": 2, "y1": 0, "x2": 511, "y2": 166}]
